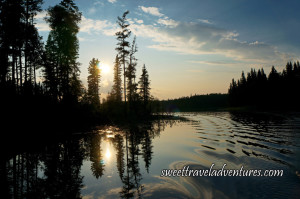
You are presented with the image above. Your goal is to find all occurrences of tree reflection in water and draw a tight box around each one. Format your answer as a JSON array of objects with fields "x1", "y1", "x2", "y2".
[{"x1": 0, "y1": 118, "x2": 179, "y2": 198}]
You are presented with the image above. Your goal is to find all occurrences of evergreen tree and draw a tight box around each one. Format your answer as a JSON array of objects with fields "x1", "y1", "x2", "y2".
[
  {"x1": 126, "y1": 36, "x2": 138, "y2": 103},
  {"x1": 0, "y1": 0, "x2": 24, "y2": 89},
  {"x1": 228, "y1": 62, "x2": 300, "y2": 109},
  {"x1": 23, "y1": 0, "x2": 43, "y2": 86},
  {"x1": 87, "y1": 58, "x2": 101, "y2": 106},
  {"x1": 138, "y1": 64, "x2": 151, "y2": 106},
  {"x1": 115, "y1": 11, "x2": 131, "y2": 103},
  {"x1": 0, "y1": 0, "x2": 43, "y2": 93},
  {"x1": 44, "y1": 0, "x2": 82, "y2": 102},
  {"x1": 111, "y1": 55, "x2": 122, "y2": 102},
  {"x1": 43, "y1": 32, "x2": 59, "y2": 99}
]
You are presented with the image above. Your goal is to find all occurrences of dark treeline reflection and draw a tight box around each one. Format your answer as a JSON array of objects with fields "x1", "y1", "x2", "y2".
[
  {"x1": 0, "y1": 119, "x2": 179, "y2": 198},
  {"x1": 1, "y1": 138, "x2": 85, "y2": 198}
]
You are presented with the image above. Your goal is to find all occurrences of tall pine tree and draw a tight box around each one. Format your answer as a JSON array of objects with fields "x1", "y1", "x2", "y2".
[
  {"x1": 115, "y1": 11, "x2": 131, "y2": 103},
  {"x1": 87, "y1": 58, "x2": 101, "y2": 106},
  {"x1": 44, "y1": 0, "x2": 82, "y2": 102},
  {"x1": 111, "y1": 55, "x2": 122, "y2": 102},
  {"x1": 126, "y1": 36, "x2": 138, "y2": 103},
  {"x1": 138, "y1": 64, "x2": 151, "y2": 106}
]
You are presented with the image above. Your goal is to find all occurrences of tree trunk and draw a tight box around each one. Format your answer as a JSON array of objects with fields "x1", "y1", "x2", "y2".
[
  {"x1": 19, "y1": 49, "x2": 23, "y2": 88},
  {"x1": 12, "y1": 48, "x2": 16, "y2": 86},
  {"x1": 123, "y1": 58, "x2": 126, "y2": 104}
]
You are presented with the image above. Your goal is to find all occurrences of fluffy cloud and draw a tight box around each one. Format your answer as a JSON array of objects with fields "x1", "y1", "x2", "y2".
[
  {"x1": 88, "y1": 7, "x2": 96, "y2": 14},
  {"x1": 157, "y1": 18, "x2": 179, "y2": 27},
  {"x1": 189, "y1": 60, "x2": 239, "y2": 66},
  {"x1": 34, "y1": 11, "x2": 50, "y2": 31},
  {"x1": 35, "y1": 7, "x2": 295, "y2": 66},
  {"x1": 134, "y1": 18, "x2": 144, "y2": 24},
  {"x1": 108, "y1": 0, "x2": 117, "y2": 3},
  {"x1": 130, "y1": 18, "x2": 293, "y2": 65},
  {"x1": 79, "y1": 16, "x2": 118, "y2": 36},
  {"x1": 35, "y1": 11, "x2": 118, "y2": 37},
  {"x1": 198, "y1": 19, "x2": 213, "y2": 24},
  {"x1": 139, "y1": 6, "x2": 164, "y2": 17}
]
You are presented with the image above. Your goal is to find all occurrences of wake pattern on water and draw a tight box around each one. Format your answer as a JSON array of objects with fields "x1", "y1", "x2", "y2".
[{"x1": 186, "y1": 112, "x2": 300, "y2": 167}]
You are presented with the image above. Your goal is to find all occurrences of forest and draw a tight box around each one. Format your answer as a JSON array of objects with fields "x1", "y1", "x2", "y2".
[
  {"x1": 0, "y1": 0, "x2": 153, "y2": 136},
  {"x1": 160, "y1": 94, "x2": 229, "y2": 112},
  {"x1": 159, "y1": 61, "x2": 300, "y2": 112},
  {"x1": 228, "y1": 62, "x2": 300, "y2": 110}
]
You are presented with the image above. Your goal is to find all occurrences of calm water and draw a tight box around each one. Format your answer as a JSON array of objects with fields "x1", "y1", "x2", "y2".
[{"x1": 2, "y1": 112, "x2": 300, "y2": 198}]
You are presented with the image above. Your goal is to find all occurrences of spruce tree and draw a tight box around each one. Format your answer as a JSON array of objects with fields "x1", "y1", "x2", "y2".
[
  {"x1": 44, "y1": 0, "x2": 82, "y2": 102},
  {"x1": 111, "y1": 55, "x2": 122, "y2": 102},
  {"x1": 126, "y1": 36, "x2": 138, "y2": 103},
  {"x1": 115, "y1": 11, "x2": 131, "y2": 103},
  {"x1": 138, "y1": 64, "x2": 151, "y2": 106},
  {"x1": 87, "y1": 58, "x2": 101, "y2": 106}
]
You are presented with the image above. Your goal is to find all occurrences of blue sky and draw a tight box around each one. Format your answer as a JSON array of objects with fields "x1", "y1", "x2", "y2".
[{"x1": 36, "y1": 0, "x2": 300, "y2": 99}]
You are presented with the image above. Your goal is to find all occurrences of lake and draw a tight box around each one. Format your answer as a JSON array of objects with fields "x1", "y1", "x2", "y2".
[{"x1": 2, "y1": 112, "x2": 300, "y2": 198}]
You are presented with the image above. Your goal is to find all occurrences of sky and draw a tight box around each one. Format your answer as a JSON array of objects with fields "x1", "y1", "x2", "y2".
[{"x1": 35, "y1": 0, "x2": 300, "y2": 100}]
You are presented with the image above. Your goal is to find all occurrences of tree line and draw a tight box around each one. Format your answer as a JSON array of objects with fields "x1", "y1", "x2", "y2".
[
  {"x1": 159, "y1": 61, "x2": 300, "y2": 112},
  {"x1": 0, "y1": 0, "x2": 82, "y2": 100},
  {"x1": 228, "y1": 61, "x2": 300, "y2": 110},
  {"x1": 160, "y1": 93, "x2": 229, "y2": 112},
  {"x1": 0, "y1": 0, "x2": 153, "y2": 130},
  {"x1": 0, "y1": 0, "x2": 44, "y2": 95}
]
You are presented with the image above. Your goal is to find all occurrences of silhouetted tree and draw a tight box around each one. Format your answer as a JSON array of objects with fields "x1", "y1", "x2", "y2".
[
  {"x1": 0, "y1": 0, "x2": 24, "y2": 90},
  {"x1": 23, "y1": 0, "x2": 43, "y2": 90},
  {"x1": 161, "y1": 93, "x2": 228, "y2": 112},
  {"x1": 87, "y1": 58, "x2": 101, "y2": 106},
  {"x1": 43, "y1": 31, "x2": 59, "y2": 100},
  {"x1": 138, "y1": 64, "x2": 151, "y2": 108},
  {"x1": 44, "y1": 0, "x2": 82, "y2": 102},
  {"x1": 111, "y1": 55, "x2": 122, "y2": 102},
  {"x1": 126, "y1": 36, "x2": 138, "y2": 104},
  {"x1": 228, "y1": 62, "x2": 300, "y2": 110},
  {"x1": 115, "y1": 11, "x2": 131, "y2": 104},
  {"x1": 0, "y1": 0, "x2": 43, "y2": 94}
]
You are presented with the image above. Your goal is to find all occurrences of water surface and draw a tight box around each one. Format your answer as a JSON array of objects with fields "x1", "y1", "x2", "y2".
[{"x1": 2, "y1": 112, "x2": 300, "y2": 198}]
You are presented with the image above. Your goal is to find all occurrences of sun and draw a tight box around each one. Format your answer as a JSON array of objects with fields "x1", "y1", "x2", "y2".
[{"x1": 98, "y1": 63, "x2": 110, "y2": 74}]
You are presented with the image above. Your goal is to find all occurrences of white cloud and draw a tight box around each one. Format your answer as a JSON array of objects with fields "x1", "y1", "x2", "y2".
[
  {"x1": 88, "y1": 7, "x2": 96, "y2": 14},
  {"x1": 35, "y1": 12, "x2": 117, "y2": 35},
  {"x1": 134, "y1": 18, "x2": 144, "y2": 24},
  {"x1": 157, "y1": 18, "x2": 179, "y2": 27},
  {"x1": 129, "y1": 16, "x2": 294, "y2": 66},
  {"x1": 35, "y1": 9, "x2": 295, "y2": 67},
  {"x1": 79, "y1": 16, "x2": 118, "y2": 36},
  {"x1": 78, "y1": 36, "x2": 86, "y2": 41},
  {"x1": 189, "y1": 60, "x2": 239, "y2": 66},
  {"x1": 35, "y1": 11, "x2": 47, "y2": 19},
  {"x1": 198, "y1": 19, "x2": 213, "y2": 24},
  {"x1": 130, "y1": 6, "x2": 291, "y2": 64},
  {"x1": 35, "y1": 22, "x2": 51, "y2": 32},
  {"x1": 108, "y1": 0, "x2": 117, "y2": 3},
  {"x1": 94, "y1": 0, "x2": 104, "y2": 6},
  {"x1": 35, "y1": 11, "x2": 50, "y2": 31},
  {"x1": 139, "y1": 6, "x2": 164, "y2": 17}
]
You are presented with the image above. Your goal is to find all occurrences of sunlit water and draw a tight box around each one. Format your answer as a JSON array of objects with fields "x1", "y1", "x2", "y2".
[{"x1": 2, "y1": 112, "x2": 300, "y2": 198}]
